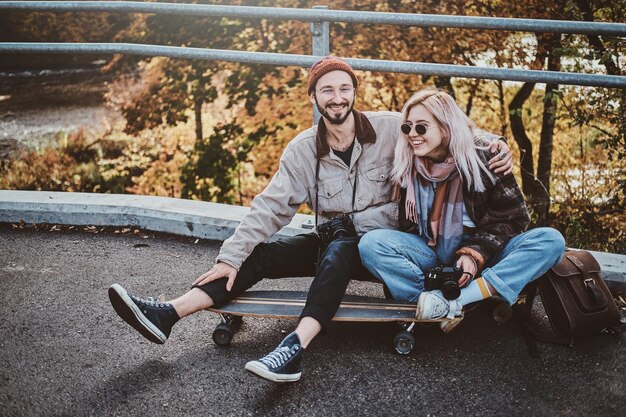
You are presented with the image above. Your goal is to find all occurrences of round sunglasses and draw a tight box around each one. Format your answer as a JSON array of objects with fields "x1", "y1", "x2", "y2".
[{"x1": 400, "y1": 123, "x2": 437, "y2": 135}]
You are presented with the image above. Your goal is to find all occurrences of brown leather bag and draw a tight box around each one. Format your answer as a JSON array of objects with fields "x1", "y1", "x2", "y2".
[
  {"x1": 539, "y1": 250, "x2": 620, "y2": 340},
  {"x1": 515, "y1": 250, "x2": 622, "y2": 357}
]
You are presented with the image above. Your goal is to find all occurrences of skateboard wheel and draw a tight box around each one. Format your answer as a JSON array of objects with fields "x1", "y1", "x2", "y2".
[
  {"x1": 393, "y1": 331, "x2": 415, "y2": 355},
  {"x1": 213, "y1": 323, "x2": 234, "y2": 346},
  {"x1": 492, "y1": 302, "x2": 513, "y2": 323}
]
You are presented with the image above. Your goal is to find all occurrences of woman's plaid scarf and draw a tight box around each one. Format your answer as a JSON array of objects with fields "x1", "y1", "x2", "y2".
[{"x1": 404, "y1": 155, "x2": 464, "y2": 265}]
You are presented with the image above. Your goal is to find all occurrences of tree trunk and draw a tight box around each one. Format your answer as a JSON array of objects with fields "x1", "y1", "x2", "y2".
[
  {"x1": 194, "y1": 99, "x2": 203, "y2": 143},
  {"x1": 508, "y1": 82, "x2": 536, "y2": 198},
  {"x1": 576, "y1": 0, "x2": 620, "y2": 76},
  {"x1": 577, "y1": 0, "x2": 626, "y2": 167},
  {"x1": 535, "y1": 83, "x2": 558, "y2": 225},
  {"x1": 497, "y1": 80, "x2": 508, "y2": 137},
  {"x1": 466, "y1": 79, "x2": 480, "y2": 117},
  {"x1": 507, "y1": 32, "x2": 555, "y2": 216},
  {"x1": 536, "y1": 37, "x2": 562, "y2": 226},
  {"x1": 434, "y1": 76, "x2": 455, "y2": 99}
]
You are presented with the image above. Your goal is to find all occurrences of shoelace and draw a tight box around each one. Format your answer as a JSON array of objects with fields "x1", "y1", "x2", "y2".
[
  {"x1": 432, "y1": 301, "x2": 449, "y2": 317},
  {"x1": 131, "y1": 294, "x2": 168, "y2": 308},
  {"x1": 430, "y1": 293, "x2": 458, "y2": 320},
  {"x1": 259, "y1": 345, "x2": 299, "y2": 369}
]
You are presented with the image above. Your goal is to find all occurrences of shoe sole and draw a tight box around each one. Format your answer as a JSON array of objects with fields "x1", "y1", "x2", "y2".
[
  {"x1": 415, "y1": 292, "x2": 427, "y2": 320},
  {"x1": 108, "y1": 284, "x2": 167, "y2": 344},
  {"x1": 244, "y1": 361, "x2": 301, "y2": 383},
  {"x1": 440, "y1": 316, "x2": 464, "y2": 334}
]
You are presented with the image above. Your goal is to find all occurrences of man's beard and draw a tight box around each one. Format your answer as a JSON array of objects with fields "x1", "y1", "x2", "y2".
[{"x1": 316, "y1": 98, "x2": 355, "y2": 125}]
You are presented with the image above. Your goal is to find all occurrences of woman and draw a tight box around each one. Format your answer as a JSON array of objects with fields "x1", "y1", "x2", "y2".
[{"x1": 358, "y1": 89, "x2": 565, "y2": 331}]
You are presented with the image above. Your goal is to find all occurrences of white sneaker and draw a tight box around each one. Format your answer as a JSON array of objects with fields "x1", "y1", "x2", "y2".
[{"x1": 416, "y1": 290, "x2": 462, "y2": 320}]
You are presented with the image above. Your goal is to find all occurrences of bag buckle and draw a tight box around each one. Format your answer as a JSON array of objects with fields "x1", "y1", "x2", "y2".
[{"x1": 584, "y1": 278, "x2": 595, "y2": 288}]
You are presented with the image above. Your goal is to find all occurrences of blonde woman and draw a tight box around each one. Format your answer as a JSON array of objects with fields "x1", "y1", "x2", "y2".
[{"x1": 358, "y1": 89, "x2": 565, "y2": 330}]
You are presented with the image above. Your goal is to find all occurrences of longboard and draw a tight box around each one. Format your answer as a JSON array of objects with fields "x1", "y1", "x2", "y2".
[
  {"x1": 207, "y1": 290, "x2": 445, "y2": 322},
  {"x1": 207, "y1": 290, "x2": 448, "y2": 355}
]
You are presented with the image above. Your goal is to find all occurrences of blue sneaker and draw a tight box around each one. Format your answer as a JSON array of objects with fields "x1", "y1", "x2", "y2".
[
  {"x1": 245, "y1": 332, "x2": 304, "y2": 383},
  {"x1": 108, "y1": 283, "x2": 180, "y2": 344}
]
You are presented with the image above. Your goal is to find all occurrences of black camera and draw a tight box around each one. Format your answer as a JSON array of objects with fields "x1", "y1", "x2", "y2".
[
  {"x1": 317, "y1": 214, "x2": 357, "y2": 246},
  {"x1": 424, "y1": 266, "x2": 464, "y2": 300}
]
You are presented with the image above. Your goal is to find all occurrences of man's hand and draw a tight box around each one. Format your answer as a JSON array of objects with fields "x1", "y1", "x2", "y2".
[
  {"x1": 193, "y1": 262, "x2": 238, "y2": 291},
  {"x1": 488, "y1": 139, "x2": 513, "y2": 175},
  {"x1": 456, "y1": 255, "x2": 477, "y2": 287}
]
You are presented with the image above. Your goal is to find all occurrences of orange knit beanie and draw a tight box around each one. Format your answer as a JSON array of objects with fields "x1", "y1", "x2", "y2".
[{"x1": 307, "y1": 56, "x2": 358, "y2": 95}]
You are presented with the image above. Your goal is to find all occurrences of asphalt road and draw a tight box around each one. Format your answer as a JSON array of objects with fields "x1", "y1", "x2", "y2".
[{"x1": 1, "y1": 225, "x2": 624, "y2": 417}]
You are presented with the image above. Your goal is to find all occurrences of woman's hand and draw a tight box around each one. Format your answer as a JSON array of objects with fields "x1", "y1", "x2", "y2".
[
  {"x1": 193, "y1": 262, "x2": 238, "y2": 291},
  {"x1": 488, "y1": 139, "x2": 513, "y2": 175},
  {"x1": 456, "y1": 255, "x2": 478, "y2": 287}
]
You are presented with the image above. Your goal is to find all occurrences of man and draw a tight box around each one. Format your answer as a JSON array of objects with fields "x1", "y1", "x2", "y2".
[{"x1": 109, "y1": 56, "x2": 511, "y2": 383}]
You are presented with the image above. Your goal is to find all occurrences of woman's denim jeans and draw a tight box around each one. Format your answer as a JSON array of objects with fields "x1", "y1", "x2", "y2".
[{"x1": 358, "y1": 227, "x2": 565, "y2": 305}]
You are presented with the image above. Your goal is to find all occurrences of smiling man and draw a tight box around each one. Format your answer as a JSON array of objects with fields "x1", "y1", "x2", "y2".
[{"x1": 108, "y1": 57, "x2": 512, "y2": 383}]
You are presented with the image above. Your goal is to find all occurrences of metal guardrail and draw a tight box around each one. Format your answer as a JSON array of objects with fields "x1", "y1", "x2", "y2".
[
  {"x1": 1, "y1": 1, "x2": 625, "y2": 95},
  {"x1": 1, "y1": 1, "x2": 625, "y2": 36},
  {"x1": 3, "y1": 42, "x2": 625, "y2": 90}
]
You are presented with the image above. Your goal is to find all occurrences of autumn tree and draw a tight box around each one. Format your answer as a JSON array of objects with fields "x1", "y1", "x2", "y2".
[
  {"x1": 109, "y1": 0, "x2": 311, "y2": 203},
  {"x1": 101, "y1": 0, "x2": 623, "y2": 250}
]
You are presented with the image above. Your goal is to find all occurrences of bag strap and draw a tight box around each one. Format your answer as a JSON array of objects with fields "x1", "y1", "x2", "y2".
[
  {"x1": 513, "y1": 280, "x2": 573, "y2": 358},
  {"x1": 565, "y1": 254, "x2": 605, "y2": 305},
  {"x1": 513, "y1": 281, "x2": 541, "y2": 358}
]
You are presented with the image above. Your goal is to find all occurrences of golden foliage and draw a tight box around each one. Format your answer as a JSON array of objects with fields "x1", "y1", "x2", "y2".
[{"x1": 2, "y1": 0, "x2": 625, "y2": 252}]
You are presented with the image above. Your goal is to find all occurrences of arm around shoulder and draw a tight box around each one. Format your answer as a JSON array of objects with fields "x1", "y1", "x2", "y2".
[{"x1": 459, "y1": 158, "x2": 530, "y2": 268}]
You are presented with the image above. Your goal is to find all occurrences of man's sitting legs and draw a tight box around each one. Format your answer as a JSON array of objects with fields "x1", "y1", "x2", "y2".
[
  {"x1": 245, "y1": 236, "x2": 361, "y2": 382},
  {"x1": 109, "y1": 233, "x2": 319, "y2": 344},
  {"x1": 108, "y1": 285, "x2": 216, "y2": 344}
]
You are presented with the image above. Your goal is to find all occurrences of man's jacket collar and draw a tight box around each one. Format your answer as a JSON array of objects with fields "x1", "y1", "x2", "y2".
[{"x1": 315, "y1": 110, "x2": 377, "y2": 157}]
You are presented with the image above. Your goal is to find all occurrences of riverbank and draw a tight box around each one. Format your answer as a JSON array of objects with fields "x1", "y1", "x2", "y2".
[{"x1": 0, "y1": 64, "x2": 122, "y2": 160}]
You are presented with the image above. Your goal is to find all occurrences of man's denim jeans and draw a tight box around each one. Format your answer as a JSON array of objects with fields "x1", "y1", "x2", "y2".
[{"x1": 358, "y1": 227, "x2": 565, "y2": 305}]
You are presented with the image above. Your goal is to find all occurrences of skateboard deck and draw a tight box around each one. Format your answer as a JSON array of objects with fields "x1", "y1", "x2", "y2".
[
  {"x1": 207, "y1": 290, "x2": 444, "y2": 323},
  {"x1": 205, "y1": 290, "x2": 514, "y2": 354}
]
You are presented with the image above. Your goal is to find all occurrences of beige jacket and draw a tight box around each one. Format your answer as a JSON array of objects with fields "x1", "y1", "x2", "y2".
[{"x1": 216, "y1": 110, "x2": 401, "y2": 270}]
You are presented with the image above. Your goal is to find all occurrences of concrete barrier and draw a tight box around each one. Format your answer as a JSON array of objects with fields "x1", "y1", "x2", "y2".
[
  {"x1": 0, "y1": 190, "x2": 314, "y2": 241},
  {"x1": 0, "y1": 190, "x2": 624, "y2": 292}
]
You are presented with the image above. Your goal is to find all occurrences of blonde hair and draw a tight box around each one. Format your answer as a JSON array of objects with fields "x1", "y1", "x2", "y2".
[{"x1": 391, "y1": 89, "x2": 495, "y2": 192}]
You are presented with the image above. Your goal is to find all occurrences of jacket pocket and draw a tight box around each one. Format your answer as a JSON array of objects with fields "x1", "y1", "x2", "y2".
[
  {"x1": 361, "y1": 162, "x2": 393, "y2": 207},
  {"x1": 317, "y1": 180, "x2": 345, "y2": 214},
  {"x1": 365, "y1": 164, "x2": 391, "y2": 182}
]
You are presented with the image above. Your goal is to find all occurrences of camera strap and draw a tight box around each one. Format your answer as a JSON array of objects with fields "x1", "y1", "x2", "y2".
[
  {"x1": 314, "y1": 151, "x2": 358, "y2": 230},
  {"x1": 314, "y1": 143, "x2": 358, "y2": 269}
]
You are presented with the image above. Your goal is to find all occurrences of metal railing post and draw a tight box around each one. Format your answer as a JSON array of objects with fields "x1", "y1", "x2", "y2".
[{"x1": 310, "y1": 5, "x2": 330, "y2": 124}]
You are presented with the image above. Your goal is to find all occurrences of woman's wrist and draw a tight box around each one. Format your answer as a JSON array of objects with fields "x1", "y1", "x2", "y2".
[
  {"x1": 459, "y1": 254, "x2": 478, "y2": 273},
  {"x1": 455, "y1": 247, "x2": 485, "y2": 270}
]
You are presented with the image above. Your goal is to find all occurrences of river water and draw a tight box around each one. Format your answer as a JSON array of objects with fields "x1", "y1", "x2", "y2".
[{"x1": 0, "y1": 64, "x2": 122, "y2": 161}]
